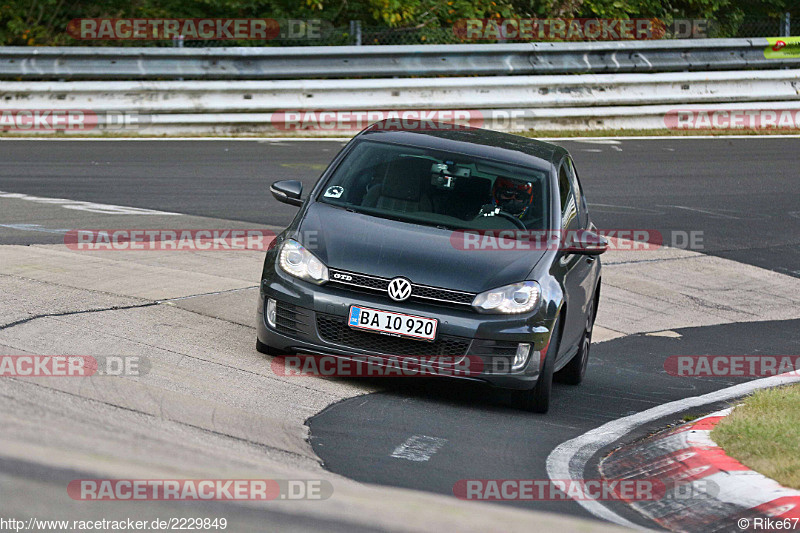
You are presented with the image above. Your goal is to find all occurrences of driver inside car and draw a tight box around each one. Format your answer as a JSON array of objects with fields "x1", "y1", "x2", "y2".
[{"x1": 478, "y1": 176, "x2": 535, "y2": 220}]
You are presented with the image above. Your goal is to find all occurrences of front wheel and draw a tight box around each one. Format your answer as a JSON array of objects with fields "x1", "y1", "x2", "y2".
[{"x1": 511, "y1": 315, "x2": 561, "y2": 413}]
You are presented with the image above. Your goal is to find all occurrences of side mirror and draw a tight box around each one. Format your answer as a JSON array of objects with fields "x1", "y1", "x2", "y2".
[
  {"x1": 270, "y1": 180, "x2": 304, "y2": 207},
  {"x1": 562, "y1": 229, "x2": 608, "y2": 255}
]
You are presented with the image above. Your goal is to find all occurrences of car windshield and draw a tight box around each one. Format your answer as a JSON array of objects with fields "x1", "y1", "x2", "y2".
[{"x1": 317, "y1": 140, "x2": 550, "y2": 231}]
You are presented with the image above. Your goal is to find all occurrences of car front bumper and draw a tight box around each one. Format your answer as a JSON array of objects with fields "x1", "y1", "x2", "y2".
[{"x1": 257, "y1": 268, "x2": 555, "y2": 390}]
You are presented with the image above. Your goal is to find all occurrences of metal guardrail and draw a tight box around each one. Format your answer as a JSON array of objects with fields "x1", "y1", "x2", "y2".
[
  {"x1": 5, "y1": 70, "x2": 798, "y2": 111},
  {"x1": 3, "y1": 69, "x2": 798, "y2": 134},
  {"x1": 1, "y1": 38, "x2": 798, "y2": 80}
]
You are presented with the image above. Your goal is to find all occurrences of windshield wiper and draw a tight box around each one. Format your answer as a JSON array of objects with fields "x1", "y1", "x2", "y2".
[{"x1": 337, "y1": 204, "x2": 458, "y2": 231}]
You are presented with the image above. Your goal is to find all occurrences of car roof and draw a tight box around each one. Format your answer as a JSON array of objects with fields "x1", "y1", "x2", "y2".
[{"x1": 359, "y1": 120, "x2": 566, "y2": 170}]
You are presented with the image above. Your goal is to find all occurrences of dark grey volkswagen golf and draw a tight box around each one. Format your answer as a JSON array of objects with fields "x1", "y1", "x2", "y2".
[{"x1": 257, "y1": 122, "x2": 606, "y2": 412}]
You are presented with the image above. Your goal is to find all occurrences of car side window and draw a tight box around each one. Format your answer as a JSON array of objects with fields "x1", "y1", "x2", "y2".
[
  {"x1": 558, "y1": 163, "x2": 578, "y2": 231},
  {"x1": 565, "y1": 158, "x2": 588, "y2": 229}
]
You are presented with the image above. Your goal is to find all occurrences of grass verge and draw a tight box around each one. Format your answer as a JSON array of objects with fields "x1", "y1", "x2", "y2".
[{"x1": 711, "y1": 384, "x2": 800, "y2": 489}]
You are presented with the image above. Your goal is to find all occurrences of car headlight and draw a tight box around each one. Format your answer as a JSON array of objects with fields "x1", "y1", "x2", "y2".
[
  {"x1": 472, "y1": 281, "x2": 541, "y2": 314},
  {"x1": 278, "y1": 239, "x2": 329, "y2": 284}
]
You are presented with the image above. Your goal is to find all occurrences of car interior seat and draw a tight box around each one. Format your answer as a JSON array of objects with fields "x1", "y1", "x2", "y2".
[{"x1": 362, "y1": 156, "x2": 434, "y2": 213}]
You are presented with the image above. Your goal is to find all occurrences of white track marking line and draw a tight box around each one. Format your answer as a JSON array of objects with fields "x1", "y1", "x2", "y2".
[
  {"x1": 546, "y1": 372, "x2": 800, "y2": 530},
  {"x1": 0, "y1": 224, "x2": 70, "y2": 234},
  {"x1": 659, "y1": 205, "x2": 742, "y2": 219},
  {"x1": 391, "y1": 435, "x2": 448, "y2": 462},
  {"x1": 588, "y1": 203, "x2": 665, "y2": 215},
  {"x1": 644, "y1": 330, "x2": 682, "y2": 338},
  {"x1": 0, "y1": 191, "x2": 181, "y2": 216}
]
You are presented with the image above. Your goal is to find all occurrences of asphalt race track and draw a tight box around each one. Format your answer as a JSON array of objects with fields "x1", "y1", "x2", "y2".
[
  {"x1": 1, "y1": 137, "x2": 799, "y2": 531},
  {"x1": 309, "y1": 319, "x2": 800, "y2": 525},
  {"x1": 2, "y1": 138, "x2": 798, "y2": 276}
]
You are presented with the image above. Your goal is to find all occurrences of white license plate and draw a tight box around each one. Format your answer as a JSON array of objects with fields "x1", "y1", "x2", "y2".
[{"x1": 348, "y1": 306, "x2": 438, "y2": 342}]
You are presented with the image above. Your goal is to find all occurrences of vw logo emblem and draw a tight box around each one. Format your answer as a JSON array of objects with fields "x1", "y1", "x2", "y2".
[{"x1": 387, "y1": 277, "x2": 412, "y2": 302}]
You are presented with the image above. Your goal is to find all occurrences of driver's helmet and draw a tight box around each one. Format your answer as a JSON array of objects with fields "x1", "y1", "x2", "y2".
[{"x1": 492, "y1": 177, "x2": 534, "y2": 218}]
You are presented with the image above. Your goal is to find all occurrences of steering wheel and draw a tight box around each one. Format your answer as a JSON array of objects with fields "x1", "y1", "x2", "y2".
[{"x1": 494, "y1": 210, "x2": 527, "y2": 230}]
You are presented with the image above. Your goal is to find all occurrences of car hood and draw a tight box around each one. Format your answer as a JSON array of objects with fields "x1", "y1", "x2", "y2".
[{"x1": 296, "y1": 202, "x2": 546, "y2": 294}]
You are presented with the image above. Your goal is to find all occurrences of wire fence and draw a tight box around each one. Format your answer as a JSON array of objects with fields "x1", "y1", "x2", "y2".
[{"x1": 735, "y1": 16, "x2": 795, "y2": 39}]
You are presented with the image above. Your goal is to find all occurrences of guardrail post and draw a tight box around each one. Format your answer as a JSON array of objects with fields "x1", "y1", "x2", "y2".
[
  {"x1": 173, "y1": 35, "x2": 185, "y2": 80},
  {"x1": 350, "y1": 20, "x2": 362, "y2": 45}
]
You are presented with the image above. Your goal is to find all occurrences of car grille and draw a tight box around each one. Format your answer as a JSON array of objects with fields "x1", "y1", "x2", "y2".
[
  {"x1": 316, "y1": 313, "x2": 471, "y2": 357},
  {"x1": 328, "y1": 268, "x2": 476, "y2": 307}
]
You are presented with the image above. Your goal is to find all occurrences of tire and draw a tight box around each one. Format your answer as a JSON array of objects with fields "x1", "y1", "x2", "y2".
[
  {"x1": 556, "y1": 297, "x2": 595, "y2": 385},
  {"x1": 256, "y1": 338, "x2": 286, "y2": 357},
  {"x1": 511, "y1": 315, "x2": 561, "y2": 413}
]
